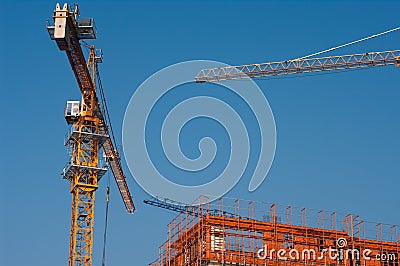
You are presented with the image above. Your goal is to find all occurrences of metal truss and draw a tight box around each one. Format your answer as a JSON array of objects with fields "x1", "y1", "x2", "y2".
[{"x1": 195, "y1": 50, "x2": 400, "y2": 83}]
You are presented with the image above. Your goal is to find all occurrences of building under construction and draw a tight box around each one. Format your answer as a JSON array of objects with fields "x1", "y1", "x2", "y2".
[
  {"x1": 148, "y1": 196, "x2": 399, "y2": 266},
  {"x1": 45, "y1": 3, "x2": 399, "y2": 266}
]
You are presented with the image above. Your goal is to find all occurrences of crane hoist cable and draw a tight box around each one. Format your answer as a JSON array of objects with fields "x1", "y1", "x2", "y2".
[
  {"x1": 96, "y1": 70, "x2": 118, "y2": 149},
  {"x1": 296, "y1": 26, "x2": 400, "y2": 60},
  {"x1": 101, "y1": 173, "x2": 111, "y2": 266}
]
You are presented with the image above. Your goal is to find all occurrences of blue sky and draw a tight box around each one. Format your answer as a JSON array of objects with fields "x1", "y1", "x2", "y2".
[{"x1": 1, "y1": 0, "x2": 399, "y2": 265}]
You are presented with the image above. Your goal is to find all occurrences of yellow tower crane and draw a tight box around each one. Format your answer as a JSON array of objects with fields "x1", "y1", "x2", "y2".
[{"x1": 46, "y1": 3, "x2": 135, "y2": 266}]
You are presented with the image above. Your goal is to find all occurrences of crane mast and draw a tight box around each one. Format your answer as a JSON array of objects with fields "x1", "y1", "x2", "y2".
[
  {"x1": 46, "y1": 3, "x2": 135, "y2": 266},
  {"x1": 195, "y1": 50, "x2": 400, "y2": 82}
]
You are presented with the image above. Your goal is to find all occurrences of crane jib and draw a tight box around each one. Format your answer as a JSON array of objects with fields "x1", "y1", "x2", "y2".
[{"x1": 195, "y1": 50, "x2": 400, "y2": 82}]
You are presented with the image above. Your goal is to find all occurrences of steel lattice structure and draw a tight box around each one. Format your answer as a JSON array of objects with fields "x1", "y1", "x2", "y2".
[
  {"x1": 47, "y1": 3, "x2": 135, "y2": 266},
  {"x1": 195, "y1": 50, "x2": 400, "y2": 83}
]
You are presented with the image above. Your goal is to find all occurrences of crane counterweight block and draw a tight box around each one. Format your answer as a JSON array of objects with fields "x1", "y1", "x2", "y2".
[
  {"x1": 46, "y1": 3, "x2": 97, "y2": 51},
  {"x1": 53, "y1": 3, "x2": 70, "y2": 50}
]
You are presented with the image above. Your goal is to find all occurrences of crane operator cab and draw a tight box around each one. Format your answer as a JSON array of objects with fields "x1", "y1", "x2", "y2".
[{"x1": 64, "y1": 101, "x2": 80, "y2": 124}]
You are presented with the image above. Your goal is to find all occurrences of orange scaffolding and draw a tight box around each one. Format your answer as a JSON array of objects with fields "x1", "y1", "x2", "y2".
[{"x1": 149, "y1": 197, "x2": 399, "y2": 266}]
